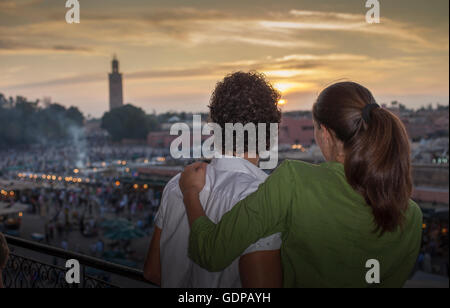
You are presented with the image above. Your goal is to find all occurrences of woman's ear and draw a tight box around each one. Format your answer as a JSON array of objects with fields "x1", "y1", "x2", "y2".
[{"x1": 321, "y1": 125, "x2": 332, "y2": 145}]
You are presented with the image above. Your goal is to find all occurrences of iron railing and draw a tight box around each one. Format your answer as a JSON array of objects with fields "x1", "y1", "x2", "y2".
[{"x1": 3, "y1": 235, "x2": 157, "y2": 288}]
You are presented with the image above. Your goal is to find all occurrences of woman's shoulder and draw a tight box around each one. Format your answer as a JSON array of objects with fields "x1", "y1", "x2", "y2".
[
  {"x1": 277, "y1": 160, "x2": 341, "y2": 180},
  {"x1": 406, "y1": 200, "x2": 423, "y2": 223},
  {"x1": 278, "y1": 159, "x2": 318, "y2": 172}
]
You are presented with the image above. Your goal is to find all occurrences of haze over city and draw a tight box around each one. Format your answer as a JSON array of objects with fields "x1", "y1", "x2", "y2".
[{"x1": 0, "y1": 0, "x2": 448, "y2": 117}]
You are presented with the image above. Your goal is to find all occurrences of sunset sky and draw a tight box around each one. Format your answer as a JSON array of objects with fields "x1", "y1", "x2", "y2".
[{"x1": 0, "y1": 0, "x2": 448, "y2": 117}]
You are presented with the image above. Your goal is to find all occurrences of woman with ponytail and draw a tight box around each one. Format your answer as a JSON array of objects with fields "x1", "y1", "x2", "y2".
[{"x1": 179, "y1": 82, "x2": 423, "y2": 288}]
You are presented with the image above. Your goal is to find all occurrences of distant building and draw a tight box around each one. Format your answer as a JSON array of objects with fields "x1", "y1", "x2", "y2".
[
  {"x1": 279, "y1": 117, "x2": 315, "y2": 147},
  {"x1": 147, "y1": 131, "x2": 177, "y2": 148},
  {"x1": 108, "y1": 56, "x2": 123, "y2": 110},
  {"x1": 412, "y1": 187, "x2": 449, "y2": 205}
]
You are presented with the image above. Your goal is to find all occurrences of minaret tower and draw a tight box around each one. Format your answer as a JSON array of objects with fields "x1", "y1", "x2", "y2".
[{"x1": 109, "y1": 55, "x2": 124, "y2": 110}]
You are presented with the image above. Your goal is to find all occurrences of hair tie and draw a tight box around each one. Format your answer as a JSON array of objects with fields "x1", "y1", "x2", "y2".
[{"x1": 362, "y1": 103, "x2": 380, "y2": 124}]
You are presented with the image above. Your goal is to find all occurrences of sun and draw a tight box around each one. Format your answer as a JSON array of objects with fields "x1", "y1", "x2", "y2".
[
  {"x1": 278, "y1": 99, "x2": 287, "y2": 106},
  {"x1": 273, "y1": 82, "x2": 307, "y2": 94}
]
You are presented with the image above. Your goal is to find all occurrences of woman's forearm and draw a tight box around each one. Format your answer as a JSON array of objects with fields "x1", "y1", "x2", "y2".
[{"x1": 184, "y1": 161, "x2": 294, "y2": 271}]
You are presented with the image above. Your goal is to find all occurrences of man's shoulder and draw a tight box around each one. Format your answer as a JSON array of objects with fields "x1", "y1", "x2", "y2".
[
  {"x1": 159, "y1": 173, "x2": 183, "y2": 207},
  {"x1": 155, "y1": 173, "x2": 184, "y2": 228},
  {"x1": 163, "y1": 173, "x2": 182, "y2": 192},
  {"x1": 212, "y1": 165, "x2": 265, "y2": 189}
]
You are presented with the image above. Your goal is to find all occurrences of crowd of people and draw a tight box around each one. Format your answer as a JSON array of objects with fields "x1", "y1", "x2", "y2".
[
  {"x1": 21, "y1": 182, "x2": 158, "y2": 242},
  {"x1": 0, "y1": 127, "x2": 174, "y2": 288},
  {"x1": 1, "y1": 174, "x2": 163, "y2": 271},
  {"x1": 0, "y1": 141, "x2": 165, "y2": 178},
  {"x1": 418, "y1": 216, "x2": 449, "y2": 276}
]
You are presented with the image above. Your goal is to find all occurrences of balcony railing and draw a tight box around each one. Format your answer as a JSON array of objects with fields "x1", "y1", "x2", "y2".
[{"x1": 3, "y1": 235, "x2": 157, "y2": 288}]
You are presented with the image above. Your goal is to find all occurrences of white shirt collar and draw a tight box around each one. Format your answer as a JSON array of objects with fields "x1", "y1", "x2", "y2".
[{"x1": 209, "y1": 157, "x2": 268, "y2": 180}]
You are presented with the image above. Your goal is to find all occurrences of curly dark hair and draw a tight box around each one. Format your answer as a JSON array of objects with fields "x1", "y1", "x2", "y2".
[{"x1": 209, "y1": 71, "x2": 282, "y2": 153}]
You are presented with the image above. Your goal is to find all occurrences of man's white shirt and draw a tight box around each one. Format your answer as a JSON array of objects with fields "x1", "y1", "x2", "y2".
[{"x1": 155, "y1": 157, "x2": 282, "y2": 288}]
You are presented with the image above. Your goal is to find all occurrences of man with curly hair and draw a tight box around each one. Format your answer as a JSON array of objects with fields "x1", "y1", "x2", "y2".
[
  {"x1": 144, "y1": 71, "x2": 283, "y2": 288},
  {"x1": 0, "y1": 232, "x2": 10, "y2": 288}
]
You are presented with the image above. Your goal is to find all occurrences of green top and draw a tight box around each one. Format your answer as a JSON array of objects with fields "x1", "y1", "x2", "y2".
[{"x1": 189, "y1": 160, "x2": 423, "y2": 288}]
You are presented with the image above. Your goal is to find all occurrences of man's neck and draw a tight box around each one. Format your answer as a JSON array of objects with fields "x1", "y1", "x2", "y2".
[
  {"x1": 223, "y1": 152, "x2": 260, "y2": 166},
  {"x1": 242, "y1": 153, "x2": 259, "y2": 166}
]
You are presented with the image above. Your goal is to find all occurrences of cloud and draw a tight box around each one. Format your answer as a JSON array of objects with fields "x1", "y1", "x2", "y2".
[
  {"x1": 0, "y1": 0, "x2": 42, "y2": 10},
  {"x1": 0, "y1": 5, "x2": 447, "y2": 115},
  {"x1": 1, "y1": 7, "x2": 441, "y2": 55},
  {"x1": 0, "y1": 39, "x2": 94, "y2": 54},
  {"x1": 10, "y1": 52, "x2": 445, "y2": 103},
  {"x1": 289, "y1": 10, "x2": 362, "y2": 21},
  {"x1": 3, "y1": 52, "x2": 379, "y2": 90},
  {"x1": 259, "y1": 10, "x2": 441, "y2": 49}
]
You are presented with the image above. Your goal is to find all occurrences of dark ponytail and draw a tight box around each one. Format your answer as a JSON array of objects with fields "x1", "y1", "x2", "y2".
[{"x1": 313, "y1": 82, "x2": 412, "y2": 234}]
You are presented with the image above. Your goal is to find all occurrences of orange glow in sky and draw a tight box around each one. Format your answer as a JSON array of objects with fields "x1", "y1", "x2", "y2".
[
  {"x1": 0, "y1": 0, "x2": 447, "y2": 116},
  {"x1": 278, "y1": 99, "x2": 287, "y2": 106}
]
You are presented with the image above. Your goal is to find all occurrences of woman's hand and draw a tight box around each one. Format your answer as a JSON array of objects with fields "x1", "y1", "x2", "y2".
[
  {"x1": 0, "y1": 232, "x2": 10, "y2": 270},
  {"x1": 179, "y1": 162, "x2": 208, "y2": 196}
]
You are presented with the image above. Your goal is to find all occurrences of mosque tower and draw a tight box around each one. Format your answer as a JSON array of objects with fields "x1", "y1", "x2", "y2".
[{"x1": 108, "y1": 55, "x2": 124, "y2": 110}]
